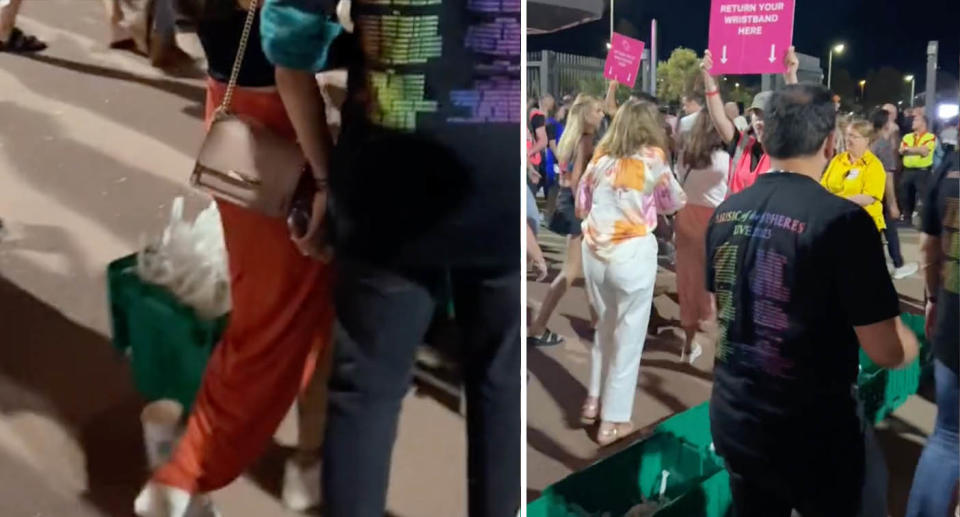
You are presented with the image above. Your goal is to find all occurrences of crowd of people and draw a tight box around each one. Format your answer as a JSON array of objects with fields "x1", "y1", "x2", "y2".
[
  {"x1": 527, "y1": 45, "x2": 959, "y2": 515},
  {"x1": 3, "y1": 0, "x2": 521, "y2": 515}
]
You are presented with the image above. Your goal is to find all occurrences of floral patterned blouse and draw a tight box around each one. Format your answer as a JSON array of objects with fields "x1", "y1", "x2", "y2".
[{"x1": 581, "y1": 145, "x2": 686, "y2": 262}]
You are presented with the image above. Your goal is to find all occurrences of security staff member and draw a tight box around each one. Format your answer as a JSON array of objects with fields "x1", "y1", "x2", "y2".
[{"x1": 899, "y1": 113, "x2": 937, "y2": 224}]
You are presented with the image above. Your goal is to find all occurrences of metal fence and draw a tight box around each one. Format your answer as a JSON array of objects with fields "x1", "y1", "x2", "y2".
[{"x1": 527, "y1": 50, "x2": 607, "y2": 101}]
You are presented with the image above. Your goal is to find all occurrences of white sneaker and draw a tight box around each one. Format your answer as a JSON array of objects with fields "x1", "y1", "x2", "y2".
[
  {"x1": 688, "y1": 343, "x2": 703, "y2": 365},
  {"x1": 282, "y1": 458, "x2": 321, "y2": 512},
  {"x1": 893, "y1": 262, "x2": 919, "y2": 280},
  {"x1": 133, "y1": 482, "x2": 220, "y2": 517}
]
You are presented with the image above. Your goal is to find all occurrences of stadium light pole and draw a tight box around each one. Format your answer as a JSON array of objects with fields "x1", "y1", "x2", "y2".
[{"x1": 827, "y1": 43, "x2": 845, "y2": 89}]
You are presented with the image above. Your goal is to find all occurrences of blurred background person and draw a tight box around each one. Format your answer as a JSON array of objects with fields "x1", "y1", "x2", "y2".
[
  {"x1": 579, "y1": 100, "x2": 686, "y2": 446},
  {"x1": 871, "y1": 108, "x2": 919, "y2": 279},
  {"x1": 528, "y1": 95, "x2": 604, "y2": 347},
  {"x1": 0, "y1": 0, "x2": 46, "y2": 52},
  {"x1": 674, "y1": 109, "x2": 729, "y2": 364}
]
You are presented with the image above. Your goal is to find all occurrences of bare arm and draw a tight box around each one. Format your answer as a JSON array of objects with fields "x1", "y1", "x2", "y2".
[
  {"x1": 855, "y1": 317, "x2": 919, "y2": 368},
  {"x1": 699, "y1": 51, "x2": 735, "y2": 145},
  {"x1": 569, "y1": 138, "x2": 591, "y2": 190},
  {"x1": 528, "y1": 126, "x2": 548, "y2": 157},
  {"x1": 783, "y1": 46, "x2": 799, "y2": 85},
  {"x1": 604, "y1": 80, "x2": 619, "y2": 117},
  {"x1": 275, "y1": 67, "x2": 333, "y2": 182}
]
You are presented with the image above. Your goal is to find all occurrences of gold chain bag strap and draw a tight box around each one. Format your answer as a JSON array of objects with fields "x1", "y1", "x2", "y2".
[{"x1": 190, "y1": 0, "x2": 306, "y2": 218}]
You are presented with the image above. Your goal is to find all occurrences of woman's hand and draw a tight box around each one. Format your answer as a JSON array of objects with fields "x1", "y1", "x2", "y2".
[
  {"x1": 291, "y1": 187, "x2": 332, "y2": 262},
  {"x1": 890, "y1": 205, "x2": 902, "y2": 220},
  {"x1": 783, "y1": 45, "x2": 799, "y2": 84}
]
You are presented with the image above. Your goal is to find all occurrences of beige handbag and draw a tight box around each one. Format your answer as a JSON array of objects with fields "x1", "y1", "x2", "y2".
[{"x1": 189, "y1": 0, "x2": 307, "y2": 218}]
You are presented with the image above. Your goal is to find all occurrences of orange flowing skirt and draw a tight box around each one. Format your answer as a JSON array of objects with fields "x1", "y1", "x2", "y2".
[
  {"x1": 674, "y1": 204, "x2": 716, "y2": 329},
  {"x1": 152, "y1": 79, "x2": 334, "y2": 492}
]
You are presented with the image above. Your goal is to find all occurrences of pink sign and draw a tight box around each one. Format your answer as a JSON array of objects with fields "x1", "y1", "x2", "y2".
[
  {"x1": 708, "y1": 0, "x2": 795, "y2": 75},
  {"x1": 603, "y1": 33, "x2": 644, "y2": 89}
]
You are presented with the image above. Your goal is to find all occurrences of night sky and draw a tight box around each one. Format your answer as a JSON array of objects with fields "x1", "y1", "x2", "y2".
[{"x1": 529, "y1": 0, "x2": 960, "y2": 93}]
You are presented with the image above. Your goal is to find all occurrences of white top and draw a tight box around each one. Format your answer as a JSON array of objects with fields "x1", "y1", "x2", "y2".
[
  {"x1": 676, "y1": 149, "x2": 731, "y2": 208},
  {"x1": 733, "y1": 115, "x2": 749, "y2": 132},
  {"x1": 678, "y1": 112, "x2": 699, "y2": 135}
]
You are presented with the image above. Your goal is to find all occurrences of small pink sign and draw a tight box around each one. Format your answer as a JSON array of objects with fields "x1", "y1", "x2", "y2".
[
  {"x1": 708, "y1": 0, "x2": 796, "y2": 75},
  {"x1": 603, "y1": 33, "x2": 644, "y2": 89}
]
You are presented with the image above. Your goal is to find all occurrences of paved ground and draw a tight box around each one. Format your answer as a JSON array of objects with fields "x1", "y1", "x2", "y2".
[
  {"x1": 527, "y1": 209, "x2": 936, "y2": 517},
  {"x1": 0, "y1": 1, "x2": 467, "y2": 515}
]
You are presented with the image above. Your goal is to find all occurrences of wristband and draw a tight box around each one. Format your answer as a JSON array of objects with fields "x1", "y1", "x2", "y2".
[{"x1": 706, "y1": 90, "x2": 720, "y2": 97}]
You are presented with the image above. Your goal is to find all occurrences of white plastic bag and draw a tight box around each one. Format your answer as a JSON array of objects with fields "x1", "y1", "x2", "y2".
[{"x1": 137, "y1": 198, "x2": 230, "y2": 319}]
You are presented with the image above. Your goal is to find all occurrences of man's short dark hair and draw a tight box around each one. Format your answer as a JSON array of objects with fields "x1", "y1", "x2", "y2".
[
  {"x1": 762, "y1": 84, "x2": 837, "y2": 159},
  {"x1": 869, "y1": 107, "x2": 889, "y2": 132}
]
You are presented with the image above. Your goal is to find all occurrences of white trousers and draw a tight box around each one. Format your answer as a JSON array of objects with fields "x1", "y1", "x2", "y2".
[{"x1": 582, "y1": 236, "x2": 658, "y2": 423}]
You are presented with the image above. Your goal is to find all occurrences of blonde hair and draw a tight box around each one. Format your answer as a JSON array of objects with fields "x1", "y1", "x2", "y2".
[
  {"x1": 596, "y1": 99, "x2": 668, "y2": 159},
  {"x1": 556, "y1": 95, "x2": 600, "y2": 164},
  {"x1": 846, "y1": 118, "x2": 874, "y2": 142}
]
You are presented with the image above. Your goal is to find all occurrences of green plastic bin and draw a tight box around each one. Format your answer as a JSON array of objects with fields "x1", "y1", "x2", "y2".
[
  {"x1": 857, "y1": 313, "x2": 925, "y2": 424},
  {"x1": 107, "y1": 254, "x2": 228, "y2": 412},
  {"x1": 528, "y1": 404, "x2": 727, "y2": 517}
]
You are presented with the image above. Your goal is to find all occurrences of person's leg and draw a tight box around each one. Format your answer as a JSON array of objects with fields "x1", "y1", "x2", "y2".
[
  {"x1": 322, "y1": 261, "x2": 438, "y2": 517},
  {"x1": 528, "y1": 235, "x2": 581, "y2": 341},
  {"x1": 450, "y1": 266, "x2": 521, "y2": 517},
  {"x1": 146, "y1": 83, "x2": 333, "y2": 497},
  {"x1": 674, "y1": 206, "x2": 711, "y2": 361},
  {"x1": 726, "y1": 467, "x2": 793, "y2": 517},
  {"x1": 883, "y1": 201, "x2": 905, "y2": 268},
  {"x1": 281, "y1": 341, "x2": 333, "y2": 511},
  {"x1": 598, "y1": 238, "x2": 658, "y2": 440},
  {"x1": 906, "y1": 360, "x2": 960, "y2": 517},
  {"x1": 582, "y1": 242, "x2": 613, "y2": 420},
  {"x1": 0, "y1": 0, "x2": 45, "y2": 52},
  {"x1": 900, "y1": 169, "x2": 918, "y2": 221}
]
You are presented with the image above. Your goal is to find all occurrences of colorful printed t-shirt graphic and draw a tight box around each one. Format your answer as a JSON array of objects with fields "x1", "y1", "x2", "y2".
[
  {"x1": 705, "y1": 172, "x2": 899, "y2": 465},
  {"x1": 261, "y1": 0, "x2": 521, "y2": 267},
  {"x1": 922, "y1": 150, "x2": 959, "y2": 374}
]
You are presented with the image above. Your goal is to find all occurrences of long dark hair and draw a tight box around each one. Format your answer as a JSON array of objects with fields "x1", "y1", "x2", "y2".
[{"x1": 680, "y1": 109, "x2": 724, "y2": 170}]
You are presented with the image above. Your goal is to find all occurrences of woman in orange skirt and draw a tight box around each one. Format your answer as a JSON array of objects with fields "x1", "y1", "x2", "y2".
[
  {"x1": 674, "y1": 109, "x2": 729, "y2": 364},
  {"x1": 134, "y1": 1, "x2": 335, "y2": 514}
]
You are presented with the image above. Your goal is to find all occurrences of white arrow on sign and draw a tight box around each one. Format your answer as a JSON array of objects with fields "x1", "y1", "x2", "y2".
[
  {"x1": 769, "y1": 44, "x2": 777, "y2": 63},
  {"x1": 720, "y1": 45, "x2": 728, "y2": 64}
]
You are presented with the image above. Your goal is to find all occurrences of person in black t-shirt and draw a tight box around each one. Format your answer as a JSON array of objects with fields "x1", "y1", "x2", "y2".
[
  {"x1": 905, "y1": 147, "x2": 959, "y2": 517},
  {"x1": 705, "y1": 84, "x2": 918, "y2": 517}
]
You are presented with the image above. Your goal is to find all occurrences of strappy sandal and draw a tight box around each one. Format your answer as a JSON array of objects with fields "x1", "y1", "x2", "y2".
[
  {"x1": 596, "y1": 421, "x2": 634, "y2": 446},
  {"x1": 0, "y1": 28, "x2": 47, "y2": 53},
  {"x1": 527, "y1": 329, "x2": 564, "y2": 347},
  {"x1": 581, "y1": 397, "x2": 599, "y2": 423}
]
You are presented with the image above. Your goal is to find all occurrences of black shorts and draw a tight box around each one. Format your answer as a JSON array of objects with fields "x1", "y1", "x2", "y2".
[{"x1": 547, "y1": 187, "x2": 581, "y2": 236}]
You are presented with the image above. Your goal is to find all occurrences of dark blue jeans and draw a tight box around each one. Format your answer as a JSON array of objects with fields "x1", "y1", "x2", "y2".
[
  {"x1": 883, "y1": 201, "x2": 904, "y2": 268},
  {"x1": 906, "y1": 360, "x2": 960, "y2": 517}
]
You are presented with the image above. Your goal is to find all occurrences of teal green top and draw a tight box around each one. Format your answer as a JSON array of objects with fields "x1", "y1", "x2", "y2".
[{"x1": 260, "y1": 0, "x2": 343, "y2": 72}]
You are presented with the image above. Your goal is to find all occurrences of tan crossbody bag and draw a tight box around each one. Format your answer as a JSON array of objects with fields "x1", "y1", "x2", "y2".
[{"x1": 189, "y1": 0, "x2": 306, "y2": 218}]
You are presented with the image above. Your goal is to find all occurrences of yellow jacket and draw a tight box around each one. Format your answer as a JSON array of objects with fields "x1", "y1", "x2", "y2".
[
  {"x1": 901, "y1": 131, "x2": 937, "y2": 169},
  {"x1": 822, "y1": 150, "x2": 887, "y2": 231}
]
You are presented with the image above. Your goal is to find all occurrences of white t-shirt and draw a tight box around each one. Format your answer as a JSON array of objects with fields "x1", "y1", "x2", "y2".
[
  {"x1": 676, "y1": 149, "x2": 731, "y2": 208},
  {"x1": 678, "y1": 112, "x2": 699, "y2": 135}
]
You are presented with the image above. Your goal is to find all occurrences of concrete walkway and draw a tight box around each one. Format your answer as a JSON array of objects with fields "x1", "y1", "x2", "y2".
[
  {"x1": 0, "y1": 1, "x2": 466, "y2": 515},
  {"x1": 527, "y1": 213, "x2": 935, "y2": 517}
]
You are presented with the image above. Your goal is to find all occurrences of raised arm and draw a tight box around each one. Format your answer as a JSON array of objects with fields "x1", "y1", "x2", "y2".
[
  {"x1": 699, "y1": 50, "x2": 736, "y2": 144},
  {"x1": 604, "y1": 80, "x2": 619, "y2": 118},
  {"x1": 783, "y1": 46, "x2": 799, "y2": 85}
]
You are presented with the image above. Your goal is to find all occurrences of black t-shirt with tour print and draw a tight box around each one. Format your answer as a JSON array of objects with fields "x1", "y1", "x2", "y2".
[
  {"x1": 705, "y1": 172, "x2": 900, "y2": 466},
  {"x1": 922, "y1": 150, "x2": 960, "y2": 374}
]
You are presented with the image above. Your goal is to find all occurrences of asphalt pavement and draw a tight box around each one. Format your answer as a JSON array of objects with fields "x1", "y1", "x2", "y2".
[{"x1": 0, "y1": 1, "x2": 466, "y2": 515}]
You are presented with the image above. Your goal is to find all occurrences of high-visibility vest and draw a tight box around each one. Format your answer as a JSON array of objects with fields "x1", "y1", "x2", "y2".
[
  {"x1": 727, "y1": 133, "x2": 771, "y2": 196},
  {"x1": 902, "y1": 131, "x2": 937, "y2": 169}
]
